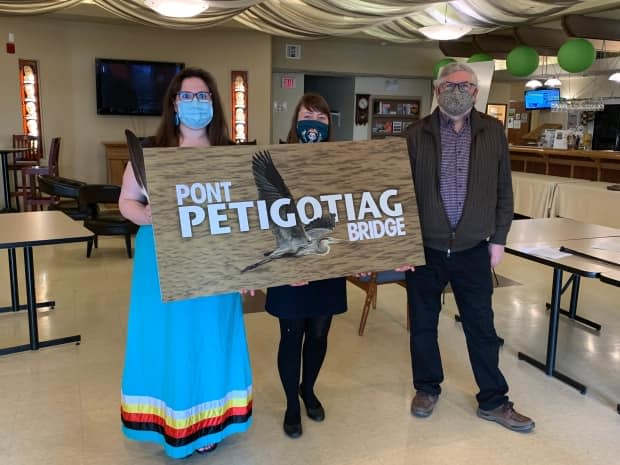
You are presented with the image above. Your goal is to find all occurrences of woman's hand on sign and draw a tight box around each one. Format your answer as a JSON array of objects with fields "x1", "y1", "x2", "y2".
[
  {"x1": 240, "y1": 288, "x2": 256, "y2": 297},
  {"x1": 395, "y1": 264, "x2": 415, "y2": 272},
  {"x1": 290, "y1": 281, "x2": 309, "y2": 287}
]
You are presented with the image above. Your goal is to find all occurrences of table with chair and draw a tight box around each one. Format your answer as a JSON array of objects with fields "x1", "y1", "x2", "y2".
[{"x1": 0, "y1": 210, "x2": 93, "y2": 356}]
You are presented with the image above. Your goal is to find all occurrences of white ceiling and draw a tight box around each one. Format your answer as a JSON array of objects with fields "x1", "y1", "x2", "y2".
[{"x1": 33, "y1": 0, "x2": 620, "y2": 45}]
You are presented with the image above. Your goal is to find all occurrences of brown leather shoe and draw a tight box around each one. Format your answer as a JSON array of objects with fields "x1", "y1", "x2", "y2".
[
  {"x1": 477, "y1": 401, "x2": 535, "y2": 433},
  {"x1": 410, "y1": 392, "x2": 438, "y2": 418}
]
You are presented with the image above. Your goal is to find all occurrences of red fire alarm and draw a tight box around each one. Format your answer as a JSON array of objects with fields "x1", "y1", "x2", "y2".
[{"x1": 6, "y1": 32, "x2": 15, "y2": 54}]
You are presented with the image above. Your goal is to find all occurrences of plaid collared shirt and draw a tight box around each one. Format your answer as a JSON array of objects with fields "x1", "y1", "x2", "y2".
[{"x1": 439, "y1": 111, "x2": 471, "y2": 229}]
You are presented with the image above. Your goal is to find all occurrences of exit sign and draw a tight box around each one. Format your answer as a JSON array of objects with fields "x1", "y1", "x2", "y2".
[{"x1": 281, "y1": 77, "x2": 296, "y2": 89}]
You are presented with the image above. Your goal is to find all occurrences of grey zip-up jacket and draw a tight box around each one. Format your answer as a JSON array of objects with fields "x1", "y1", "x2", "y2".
[{"x1": 406, "y1": 108, "x2": 513, "y2": 252}]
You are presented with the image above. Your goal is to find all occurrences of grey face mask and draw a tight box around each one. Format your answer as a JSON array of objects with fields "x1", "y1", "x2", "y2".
[{"x1": 437, "y1": 89, "x2": 475, "y2": 117}]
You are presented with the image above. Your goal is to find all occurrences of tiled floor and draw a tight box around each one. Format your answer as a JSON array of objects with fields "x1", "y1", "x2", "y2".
[{"x1": 1, "y1": 237, "x2": 619, "y2": 465}]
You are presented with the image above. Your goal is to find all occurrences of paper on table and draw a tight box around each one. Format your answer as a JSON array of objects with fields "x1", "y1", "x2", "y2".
[
  {"x1": 518, "y1": 246, "x2": 572, "y2": 260},
  {"x1": 592, "y1": 242, "x2": 620, "y2": 253}
]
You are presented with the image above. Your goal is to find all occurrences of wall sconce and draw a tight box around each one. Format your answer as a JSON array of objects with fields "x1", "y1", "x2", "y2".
[{"x1": 231, "y1": 71, "x2": 248, "y2": 143}]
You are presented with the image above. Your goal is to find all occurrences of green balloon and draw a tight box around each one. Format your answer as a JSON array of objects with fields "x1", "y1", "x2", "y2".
[
  {"x1": 467, "y1": 53, "x2": 493, "y2": 63},
  {"x1": 506, "y1": 46, "x2": 539, "y2": 77},
  {"x1": 558, "y1": 38, "x2": 596, "y2": 73},
  {"x1": 433, "y1": 58, "x2": 457, "y2": 79}
]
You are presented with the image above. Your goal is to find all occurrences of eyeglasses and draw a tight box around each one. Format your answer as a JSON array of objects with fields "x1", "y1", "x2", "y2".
[
  {"x1": 439, "y1": 82, "x2": 477, "y2": 92},
  {"x1": 177, "y1": 91, "x2": 212, "y2": 102}
]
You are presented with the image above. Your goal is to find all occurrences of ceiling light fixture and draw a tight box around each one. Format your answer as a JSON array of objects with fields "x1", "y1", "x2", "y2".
[
  {"x1": 544, "y1": 77, "x2": 562, "y2": 87},
  {"x1": 419, "y1": 3, "x2": 472, "y2": 41},
  {"x1": 144, "y1": 0, "x2": 208, "y2": 18},
  {"x1": 525, "y1": 79, "x2": 543, "y2": 89},
  {"x1": 609, "y1": 72, "x2": 620, "y2": 82}
]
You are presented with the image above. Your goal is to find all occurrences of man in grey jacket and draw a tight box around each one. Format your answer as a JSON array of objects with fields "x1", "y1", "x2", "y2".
[{"x1": 404, "y1": 63, "x2": 534, "y2": 432}]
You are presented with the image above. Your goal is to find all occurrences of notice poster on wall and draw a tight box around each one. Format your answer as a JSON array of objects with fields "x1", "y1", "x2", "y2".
[{"x1": 144, "y1": 139, "x2": 425, "y2": 301}]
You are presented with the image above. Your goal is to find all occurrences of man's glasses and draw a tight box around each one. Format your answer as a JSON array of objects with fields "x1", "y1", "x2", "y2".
[
  {"x1": 177, "y1": 91, "x2": 212, "y2": 102},
  {"x1": 439, "y1": 82, "x2": 477, "y2": 92}
]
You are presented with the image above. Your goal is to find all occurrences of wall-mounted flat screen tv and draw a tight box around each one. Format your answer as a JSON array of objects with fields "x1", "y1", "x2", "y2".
[
  {"x1": 96, "y1": 59, "x2": 184, "y2": 116},
  {"x1": 524, "y1": 87, "x2": 560, "y2": 110}
]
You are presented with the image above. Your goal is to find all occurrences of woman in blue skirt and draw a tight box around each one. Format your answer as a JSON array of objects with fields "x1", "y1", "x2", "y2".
[
  {"x1": 267, "y1": 93, "x2": 347, "y2": 439},
  {"x1": 118, "y1": 67, "x2": 252, "y2": 459}
]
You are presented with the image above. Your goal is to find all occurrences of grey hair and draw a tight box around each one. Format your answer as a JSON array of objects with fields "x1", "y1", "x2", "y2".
[{"x1": 434, "y1": 62, "x2": 478, "y2": 87}]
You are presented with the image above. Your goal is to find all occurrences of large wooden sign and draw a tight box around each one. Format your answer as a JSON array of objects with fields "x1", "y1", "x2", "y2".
[{"x1": 144, "y1": 139, "x2": 424, "y2": 301}]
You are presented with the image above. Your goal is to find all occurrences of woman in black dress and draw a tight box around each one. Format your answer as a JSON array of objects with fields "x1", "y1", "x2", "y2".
[{"x1": 266, "y1": 93, "x2": 347, "y2": 439}]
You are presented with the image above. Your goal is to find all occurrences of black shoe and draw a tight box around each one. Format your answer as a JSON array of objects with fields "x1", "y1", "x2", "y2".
[
  {"x1": 283, "y1": 410, "x2": 302, "y2": 438},
  {"x1": 299, "y1": 385, "x2": 325, "y2": 422}
]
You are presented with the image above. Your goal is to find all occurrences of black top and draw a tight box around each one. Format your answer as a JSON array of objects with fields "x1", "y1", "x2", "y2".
[
  {"x1": 265, "y1": 277, "x2": 347, "y2": 319},
  {"x1": 406, "y1": 108, "x2": 514, "y2": 252}
]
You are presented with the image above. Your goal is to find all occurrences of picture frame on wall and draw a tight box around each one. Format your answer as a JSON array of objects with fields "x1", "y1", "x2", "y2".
[{"x1": 485, "y1": 103, "x2": 507, "y2": 127}]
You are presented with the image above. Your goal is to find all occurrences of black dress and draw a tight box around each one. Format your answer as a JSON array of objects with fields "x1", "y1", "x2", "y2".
[{"x1": 265, "y1": 277, "x2": 347, "y2": 319}]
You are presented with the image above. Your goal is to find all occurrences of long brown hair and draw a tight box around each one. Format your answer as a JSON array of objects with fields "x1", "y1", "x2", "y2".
[
  {"x1": 286, "y1": 93, "x2": 332, "y2": 143},
  {"x1": 153, "y1": 67, "x2": 230, "y2": 147}
]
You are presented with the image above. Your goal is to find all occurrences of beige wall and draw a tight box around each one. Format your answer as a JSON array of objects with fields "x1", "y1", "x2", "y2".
[
  {"x1": 271, "y1": 72, "x2": 304, "y2": 144},
  {"x1": 272, "y1": 37, "x2": 443, "y2": 77},
  {"x1": 0, "y1": 16, "x2": 272, "y2": 186}
]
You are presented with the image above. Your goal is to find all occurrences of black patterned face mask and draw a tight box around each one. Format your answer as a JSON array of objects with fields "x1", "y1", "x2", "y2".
[
  {"x1": 296, "y1": 120, "x2": 329, "y2": 143},
  {"x1": 437, "y1": 89, "x2": 474, "y2": 117}
]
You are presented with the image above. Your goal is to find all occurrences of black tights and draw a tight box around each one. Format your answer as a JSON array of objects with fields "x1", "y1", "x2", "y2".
[{"x1": 277, "y1": 315, "x2": 332, "y2": 419}]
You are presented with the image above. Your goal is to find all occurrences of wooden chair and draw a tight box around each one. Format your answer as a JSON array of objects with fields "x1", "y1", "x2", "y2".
[
  {"x1": 347, "y1": 270, "x2": 409, "y2": 336},
  {"x1": 9, "y1": 135, "x2": 40, "y2": 208},
  {"x1": 20, "y1": 137, "x2": 61, "y2": 211}
]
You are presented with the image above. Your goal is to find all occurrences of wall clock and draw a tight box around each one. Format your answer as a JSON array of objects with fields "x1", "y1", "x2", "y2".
[{"x1": 355, "y1": 93, "x2": 370, "y2": 125}]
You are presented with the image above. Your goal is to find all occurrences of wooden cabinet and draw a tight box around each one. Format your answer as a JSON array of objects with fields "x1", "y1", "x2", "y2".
[
  {"x1": 371, "y1": 97, "x2": 420, "y2": 139},
  {"x1": 103, "y1": 142, "x2": 129, "y2": 186},
  {"x1": 509, "y1": 145, "x2": 620, "y2": 182}
]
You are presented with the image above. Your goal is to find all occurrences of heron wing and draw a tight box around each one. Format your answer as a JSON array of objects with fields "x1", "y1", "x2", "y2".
[
  {"x1": 305, "y1": 214, "x2": 336, "y2": 240},
  {"x1": 252, "y1": 150, "x2": 309, "y2": 247}
]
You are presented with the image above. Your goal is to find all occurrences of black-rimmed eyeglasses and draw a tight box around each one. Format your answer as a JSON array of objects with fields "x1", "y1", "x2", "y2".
[
  {"x1": 177, "y1": 91, "x2": 212, "y2": 102},
  {"x1": 439, "y1": 82, "x2": 477, "y2": 92}
]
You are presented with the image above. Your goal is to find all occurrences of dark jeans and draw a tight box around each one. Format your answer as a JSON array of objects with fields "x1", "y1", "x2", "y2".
[{"x1": 405, "y1": 242, "x2": 508, "y2": 410}]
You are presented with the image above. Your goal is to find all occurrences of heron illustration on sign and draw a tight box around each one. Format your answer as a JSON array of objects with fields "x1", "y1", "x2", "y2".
[{"x1": 241, "y1": 150, "x2": 344, "y2": 273}]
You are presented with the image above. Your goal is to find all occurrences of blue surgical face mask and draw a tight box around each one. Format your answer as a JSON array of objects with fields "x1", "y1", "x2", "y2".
[
  {"x1": 296, "y1": 120, "x2": 329, "y2": 143},
  {"x1": 176, "y1": 100, "x2": 214, "y2": 130}
]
